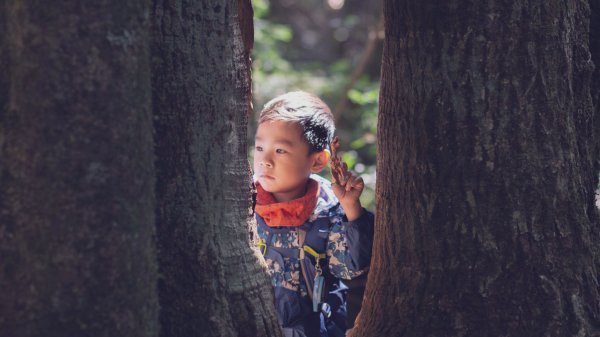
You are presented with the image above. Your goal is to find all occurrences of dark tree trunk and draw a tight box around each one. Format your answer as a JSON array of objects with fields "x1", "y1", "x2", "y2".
[
  {"x1": 0, "y1": 2, "x2": 158, "y2": 336},
  {"x1": 151, "y1": 1, "x2": 281, "y2": 336},
  {"x1": 0, "y1": 1, "x2": 6, "y2": 126},
  {"x1": 592, "y1": 0, "x2": 600, "y2": 170},
  {"x1": 354, "y1": 1, "x2": 600, "y2": 336}
]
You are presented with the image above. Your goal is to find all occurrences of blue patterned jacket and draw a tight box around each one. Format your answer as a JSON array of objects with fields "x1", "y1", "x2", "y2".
[{"x1": 255, "y1": 174, "x2": 374, "y2": 331}]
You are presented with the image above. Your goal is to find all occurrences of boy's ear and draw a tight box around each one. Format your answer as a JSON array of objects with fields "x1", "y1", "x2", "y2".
[{"x1": 310, "y1": 149, "x2": 331, "y2": 173}]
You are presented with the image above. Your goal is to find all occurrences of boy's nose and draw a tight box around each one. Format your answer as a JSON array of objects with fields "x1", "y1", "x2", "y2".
[{"x1": 260, "y1": 160, "x2": 273, "y2": 168}]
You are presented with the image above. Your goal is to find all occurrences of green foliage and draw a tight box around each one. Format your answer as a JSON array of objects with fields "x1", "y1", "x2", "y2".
[
  {"x1": 348, "y1": 87, "x2": 378, "y2": 106},
  {"x1": 253, "y1": 4, "x2": 293, "y2": 74}
]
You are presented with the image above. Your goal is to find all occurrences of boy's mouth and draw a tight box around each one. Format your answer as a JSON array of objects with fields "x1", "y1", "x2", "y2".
[{"x1": 260, "y1": 174, "x2": 275, "y2": 180}]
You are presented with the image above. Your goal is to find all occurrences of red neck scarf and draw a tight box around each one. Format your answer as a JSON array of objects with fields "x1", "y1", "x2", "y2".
[{"x1": 255, "y1": 179, "x2": 320, "y2": 227}]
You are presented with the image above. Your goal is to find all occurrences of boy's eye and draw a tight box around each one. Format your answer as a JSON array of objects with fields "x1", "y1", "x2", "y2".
[
  {"x1": 255, "y1": 146, "x2": 263, "y2": 151},
  {"x1": 276, "y1": 149, "x2": 287, "y2": 154}
]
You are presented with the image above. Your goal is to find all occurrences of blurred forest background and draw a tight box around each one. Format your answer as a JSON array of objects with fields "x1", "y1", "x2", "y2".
[{"x1": 250, "y1": 0, "x2": 383, "y2": 210}]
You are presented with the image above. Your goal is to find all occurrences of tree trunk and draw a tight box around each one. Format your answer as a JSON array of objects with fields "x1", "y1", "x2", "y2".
[
  {"x1": 592, "y1": 0, "x2": 600, "y2": 169},
  {"x1": 354, "y1": 1, "x2": 600, "y2": 336},
  {"x1": 151, "y1": 1, "x2": 281, "y2": 336},
  {"x1": 0, "y1": 1, "x2": 6, "y2": 126},
  {"x1": 0, "y1": 2, "x2": 158, "y2": 336}
]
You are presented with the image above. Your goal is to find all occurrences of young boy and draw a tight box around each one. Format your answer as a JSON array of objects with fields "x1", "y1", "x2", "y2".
[{"x1": 253, "y1": 91, "x2": 374, "y2": 337}]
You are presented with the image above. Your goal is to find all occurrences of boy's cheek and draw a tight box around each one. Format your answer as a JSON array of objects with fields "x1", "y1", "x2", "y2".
[{"x1": 252, "y1": 154, "x2": 260, "y2": 165}]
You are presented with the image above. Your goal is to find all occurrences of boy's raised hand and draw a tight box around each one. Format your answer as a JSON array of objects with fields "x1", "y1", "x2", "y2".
[{"x1": 330, "y1": 137, "x2": 365, "y2": 221}]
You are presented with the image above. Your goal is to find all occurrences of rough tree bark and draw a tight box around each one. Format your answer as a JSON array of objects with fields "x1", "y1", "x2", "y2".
[
  {"x1": 0, "y1": 1, "x2": 158, "y2": 336},
  {"x1": 592, "y1": 0, "x2": 600, "y2": 165},
  {"x1": 151, "y1": 1, "x2": 281, "y2": 336},
  {"x1": 354, "y1": 1, "x2": 600, "y2": 336}
]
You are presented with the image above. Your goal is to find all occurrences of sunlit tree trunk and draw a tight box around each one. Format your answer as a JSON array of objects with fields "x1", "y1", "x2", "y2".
[
  {"x1": 0, "y1": 1, "x2": 158, "y2": 336},
  {"x1": 354, "y1": 1, "x2": 600, "y2": 336},
  {"x1": 151, "y1": 1, "x2": 281, "y2": 336}
]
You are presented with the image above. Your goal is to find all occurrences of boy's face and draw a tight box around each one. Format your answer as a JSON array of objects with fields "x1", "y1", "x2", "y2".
[{"x1": 254, "y1": 120, "x2": 329, "y2": 202}]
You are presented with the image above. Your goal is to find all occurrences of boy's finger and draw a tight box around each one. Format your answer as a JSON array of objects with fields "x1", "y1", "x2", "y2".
[
  {"x1": 354, "y1": 176, "x2": 364, "y2": 189},
  {"x1": 331, "y1": 182, "x2": 346, "y2": 197},
  {"x1": 349, "y1": 176, "x2": 365, "y2": 191},
  {"x1": 346, "y1": 175, "x2": 359, "y2": 191}
]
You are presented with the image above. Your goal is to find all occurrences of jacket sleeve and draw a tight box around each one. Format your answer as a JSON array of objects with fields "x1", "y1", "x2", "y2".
[{"x1": 326, "y1": 207, "x2": 374, "y2": 280}]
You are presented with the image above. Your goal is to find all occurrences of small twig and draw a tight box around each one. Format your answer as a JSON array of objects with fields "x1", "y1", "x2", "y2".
[{"x1": 330, "y1": 136, "x2": 349, "y2": 185}]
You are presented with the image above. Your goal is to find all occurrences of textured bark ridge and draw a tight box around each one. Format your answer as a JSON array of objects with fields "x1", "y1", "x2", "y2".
[
  {"x1": 151, "y1": 1, "x2": 281, "y2": 336},
  {"x1": 592, "y1": 0, "x2": 600, "y2": 159},
  {"x1": 354, "y1": 1, "x2": 600, "y2": 336},
  {"x1": 0, "y1": 1, "x2": 159, "y2": 336}
]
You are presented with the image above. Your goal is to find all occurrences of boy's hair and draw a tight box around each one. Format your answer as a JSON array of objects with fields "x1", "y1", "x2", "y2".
[{"x1": 259, "y1": 91, "x2": 335, "y2": 153}]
